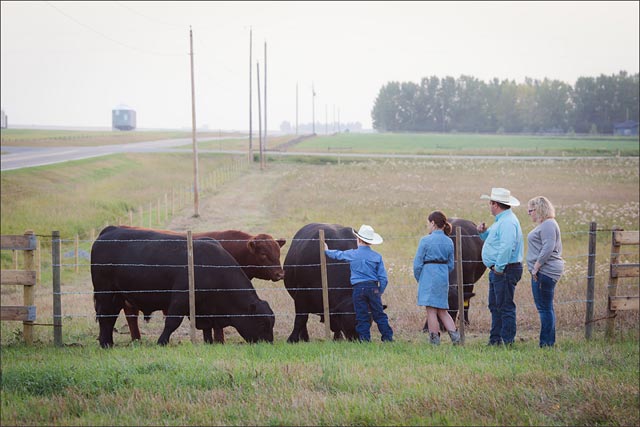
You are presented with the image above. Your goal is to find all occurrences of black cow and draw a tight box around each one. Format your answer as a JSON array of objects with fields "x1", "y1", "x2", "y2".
[
  {"x1": 423, "y1": 218, "x2": 486, "y2": 332},
  {"x1": 91, "y1": 226, "x2": 275, "y2": 347},
  {"x1": 283, "y1": 223, "x2": 359, "y2": 342}
]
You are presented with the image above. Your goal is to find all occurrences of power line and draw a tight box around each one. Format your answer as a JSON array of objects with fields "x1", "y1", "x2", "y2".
[
  {"x1": 113, "y1": 1, "x2": 186, "y2": 30},
  {"x1": 45, "y1": 1, "x2": 184, "y2": 57}
]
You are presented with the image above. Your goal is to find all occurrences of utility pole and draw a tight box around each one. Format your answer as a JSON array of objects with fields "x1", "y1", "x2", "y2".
[
  {"x1": 189, "y1": 26, "x2": 199, "y2": 217},
  {"x1": 295, "y1": 82, "x2": 299, "y2": 135},
  {"x1": 263, "y1": 41, "x2": 267, "y2": 158},
  {"x1": 338, "y1": 107, "x2": 341, "y2": 133},
  {"x1": 312, "y1": 83, "x2": 316, "y2": 135},
  {"x1": 257, "y1": 61, "x2": 264, "y2": 170},
  {"x1": 333, "y1": 104, "x2": 335, "y2": 133},
  {"x1": 325, "y1": 104, "x2": 328, "y2": 135},
  {"x1": 248, "y1": 27, "x2": 253, "y2": 163}
]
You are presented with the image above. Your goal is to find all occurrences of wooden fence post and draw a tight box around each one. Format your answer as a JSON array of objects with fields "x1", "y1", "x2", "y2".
[
  {"x1": 319, "y1": 229, "x2": 331, "y2": 340},
  {"x1": 22, "y1": 230, "x2": 36, "y2": 344},
  {"x1": 36, "y1": 239, "x2": 41, "y2": 284},
  {"x1": 606, "y1": 227, "x2": 622, "y2": 339},
  {"x1": 52, "y1": 230, "x2": 63, "y2": 347},
  {"x1": 585, "y1": 221, "x2": 597, "y2": 340},
  {"x1": 74, "y1": 234, "x2": 79, "y2": 273},
  {"x1": 0, "y1": 231, "x2": 38, "y2": 345},
  {"x1": 455, "y1": 226, "x2": 465, "y2": 344},
  {"x1": 187, "y1": 230, "x2": 197, "y2": 344},
  {"x1": 606, "y1": 227, "x2": 640, "y2": 339}
]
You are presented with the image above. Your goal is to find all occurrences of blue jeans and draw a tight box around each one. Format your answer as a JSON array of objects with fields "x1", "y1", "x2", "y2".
[
  {"x1": 531, "y1": 272, "x2": 557, "y2": 347},
  {"x1": 352, "y1": 283, "x2": 393, "y2": 342},
  {"x1": 488, "y1": 263, "x2": 523, "y2": 345}
]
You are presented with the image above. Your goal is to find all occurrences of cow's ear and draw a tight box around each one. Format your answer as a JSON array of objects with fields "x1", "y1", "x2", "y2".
[
  {"x1": 247, "y1": 239, "x2": 257, "y2": 253},
  {"x1": 277, "y1": 238, "x2": 286, "y2": 248}
]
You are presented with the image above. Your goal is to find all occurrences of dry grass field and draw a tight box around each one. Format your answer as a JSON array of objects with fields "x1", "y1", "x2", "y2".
[{"x1": 3, "y1": 156, "x2": 637, "y2": 346}]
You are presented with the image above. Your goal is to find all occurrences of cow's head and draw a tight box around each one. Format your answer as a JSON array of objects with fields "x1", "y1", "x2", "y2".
[
  {"x1": 236, "y1": 299, "x2": 275, "y2": 343},
  {"x1": 247, "y1": 234, "x2": 286, "y2": 281}
]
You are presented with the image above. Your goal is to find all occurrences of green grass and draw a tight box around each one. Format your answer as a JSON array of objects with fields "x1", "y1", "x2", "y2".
[
  {"x1": 1, "y1": 132, "x2": 638, "y2": 425},
  {"x1": 1, "y1": 335, "x2": 637, "y2": 426},
  {"x1": 0, "y1": 153, "x2": 246, "y2": 239},
  {"x1": 287, "y1": 133, "x2": 640, "y2": 156},
  {"x1": 0, "y1": 129, "x2": 244, "y2": 147}
]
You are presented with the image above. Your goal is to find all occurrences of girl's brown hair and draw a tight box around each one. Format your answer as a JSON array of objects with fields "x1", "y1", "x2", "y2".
[{"x1": 428, "y1": 210, "x2": 452, "y2": 235}]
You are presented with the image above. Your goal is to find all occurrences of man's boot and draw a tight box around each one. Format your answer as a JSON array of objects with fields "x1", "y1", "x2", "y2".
[
  {"x1": 429, "y1": 332, "x2": 440, "y2": 345},
  {"x1": 448, "y1": 329, "x2": 461, "y2": 345}
]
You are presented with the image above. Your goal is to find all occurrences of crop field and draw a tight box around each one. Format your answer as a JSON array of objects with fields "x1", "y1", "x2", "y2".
[{"x1": 1, "y1": 133, "x2": 638, "y2": 425}]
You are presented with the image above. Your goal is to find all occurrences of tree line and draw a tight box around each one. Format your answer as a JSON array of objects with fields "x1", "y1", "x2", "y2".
[{"x1": 371, "y1": 71, "x2": 639, "y2": 134}]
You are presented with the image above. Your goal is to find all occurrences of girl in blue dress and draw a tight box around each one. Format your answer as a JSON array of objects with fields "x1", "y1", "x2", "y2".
[{"x1": 413, "y1": 211, "x2": 461, "y2": 345}]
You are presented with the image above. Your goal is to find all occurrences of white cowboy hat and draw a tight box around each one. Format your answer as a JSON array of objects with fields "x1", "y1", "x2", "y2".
[
  {"x1": 353, "y1": 224, "x2": 383, "y2": 244},
  {"x1": 480, "y1": 187, "x2": 521, "y2": 207}
]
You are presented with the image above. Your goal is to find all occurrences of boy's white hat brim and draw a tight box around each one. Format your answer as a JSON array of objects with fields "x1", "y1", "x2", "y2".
[
  {"x1": 480, "y1": 187, "x2": 520, "y2": 207},
  {"x1": 353, "y1": 224, "x2": 383, "y2": 244}
]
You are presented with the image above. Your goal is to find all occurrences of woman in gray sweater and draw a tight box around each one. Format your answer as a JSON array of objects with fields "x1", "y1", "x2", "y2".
[{"x1": 526, "y1": 196, "x2": 564, "y2": 347}]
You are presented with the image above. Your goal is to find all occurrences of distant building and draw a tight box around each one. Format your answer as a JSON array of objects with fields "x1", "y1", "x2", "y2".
[
  {"x1": 112, "y1": 105, "x2": 136, "y2": 131},
  {"x1": 1, "y1": 109, "x2": 7, "y2": 129},
  {"x1": 613, "y1": 120, "x2": 638, "y2": 136}
]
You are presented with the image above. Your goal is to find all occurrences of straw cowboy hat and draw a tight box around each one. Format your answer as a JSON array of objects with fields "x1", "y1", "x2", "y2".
[
  {"x1": 353, "y1": 224, "x2": 383, "y2": 245},
  {"x1": 480, "y1": 187, "x2": 521, "y2": 207}
]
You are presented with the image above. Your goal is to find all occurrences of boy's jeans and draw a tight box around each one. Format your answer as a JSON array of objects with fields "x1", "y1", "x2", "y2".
[{"x1": 352, "y1": 283, "x2": 393, "y2": 342}]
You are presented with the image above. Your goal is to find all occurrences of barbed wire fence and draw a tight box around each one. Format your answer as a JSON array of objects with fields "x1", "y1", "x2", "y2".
[{"x1": 1, "y1": 223, "x2": 638, "y2": 346}]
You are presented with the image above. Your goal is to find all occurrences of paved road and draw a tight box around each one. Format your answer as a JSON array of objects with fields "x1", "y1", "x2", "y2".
[
  {"x1": 0, "y1": 137, "x2": 226, "y2": 171},
  {"x1": 1, "y1": 138, "x2": 617, "y2": 171}
]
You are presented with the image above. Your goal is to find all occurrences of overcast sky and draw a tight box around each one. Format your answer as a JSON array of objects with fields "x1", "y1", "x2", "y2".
[{"x1": 1, "y1": 1, "x2": 638, "y2": 131}]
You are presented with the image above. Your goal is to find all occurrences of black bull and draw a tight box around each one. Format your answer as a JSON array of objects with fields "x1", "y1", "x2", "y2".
[
  {"x1": 283, "y1": 223, "x2": 359, "y2": 342},
  {"x1": 283, "y1": 221, "x2": 485, "y2": 342},
  {"x1": 90, "y1": 226, "x2": 275, "y2": 347}
]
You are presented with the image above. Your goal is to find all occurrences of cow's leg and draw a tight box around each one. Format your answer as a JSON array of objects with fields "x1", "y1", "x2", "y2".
[
  {"x1": 123, "y1": 301, "x2": 141, "y2": 341},
  {"x1": 213, "y1": 327, "x2": 225, "y2": 344},
  {"x1": 95, "y1": 294, "x2": 122, "y2": 348},
  {"x1": 287, "y1": 313, "x2": 309, "y2": 343},
  {"x1": 157, "y1": 311, "x2": 184, "y2": 346},
  {"x1": 202, "y1": 329, "x2": 213, "y2": 344}
]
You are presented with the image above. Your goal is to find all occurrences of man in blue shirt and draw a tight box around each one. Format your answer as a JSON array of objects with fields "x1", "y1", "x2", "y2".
[
  {"x1": 324, "y1": 224, "x2": 393, "y2": 342},
  {"x1": 477, "y1": 188, "x2": 524, "y2": 346}
]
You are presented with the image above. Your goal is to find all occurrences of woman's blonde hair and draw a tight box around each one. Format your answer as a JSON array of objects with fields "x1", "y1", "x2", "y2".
[{"x1": 528, "y1": 196, "x2": 556, "y2": 221}]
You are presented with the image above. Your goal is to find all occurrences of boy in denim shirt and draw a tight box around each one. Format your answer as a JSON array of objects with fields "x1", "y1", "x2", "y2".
[{"x1": 324, "y1": 224, "x2": 393, "y2": 342}]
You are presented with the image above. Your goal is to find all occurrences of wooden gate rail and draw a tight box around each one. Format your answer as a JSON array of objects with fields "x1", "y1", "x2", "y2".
[
  {"x1": 0, "y1": 230, "x2": 37, "y2": 344},
  {"x1": 606, "y1": 228, "x2": 639, "y2": 338}
]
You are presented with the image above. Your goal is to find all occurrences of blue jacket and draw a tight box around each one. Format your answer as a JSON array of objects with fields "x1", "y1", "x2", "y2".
[{"x1": 325, "y1": 245, "x2": 389, "y2": 293}]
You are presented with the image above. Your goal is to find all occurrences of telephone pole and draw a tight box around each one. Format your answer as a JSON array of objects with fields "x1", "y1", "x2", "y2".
[
  {"x1": 263, "y1": 41, "x2": 267, "y2": 157},
  {"x1": 248, "y1": 27, "x2": 253, "y2": 162},
  {"x1": 189, "y1": 26, "x2": 199, "y2": 217},
  {"x1": 312, "y1": 83, "x2": 316, "y2": 134},
  {"x1": 257, "y1": 61, "x2": 264, "y2": 170}
]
